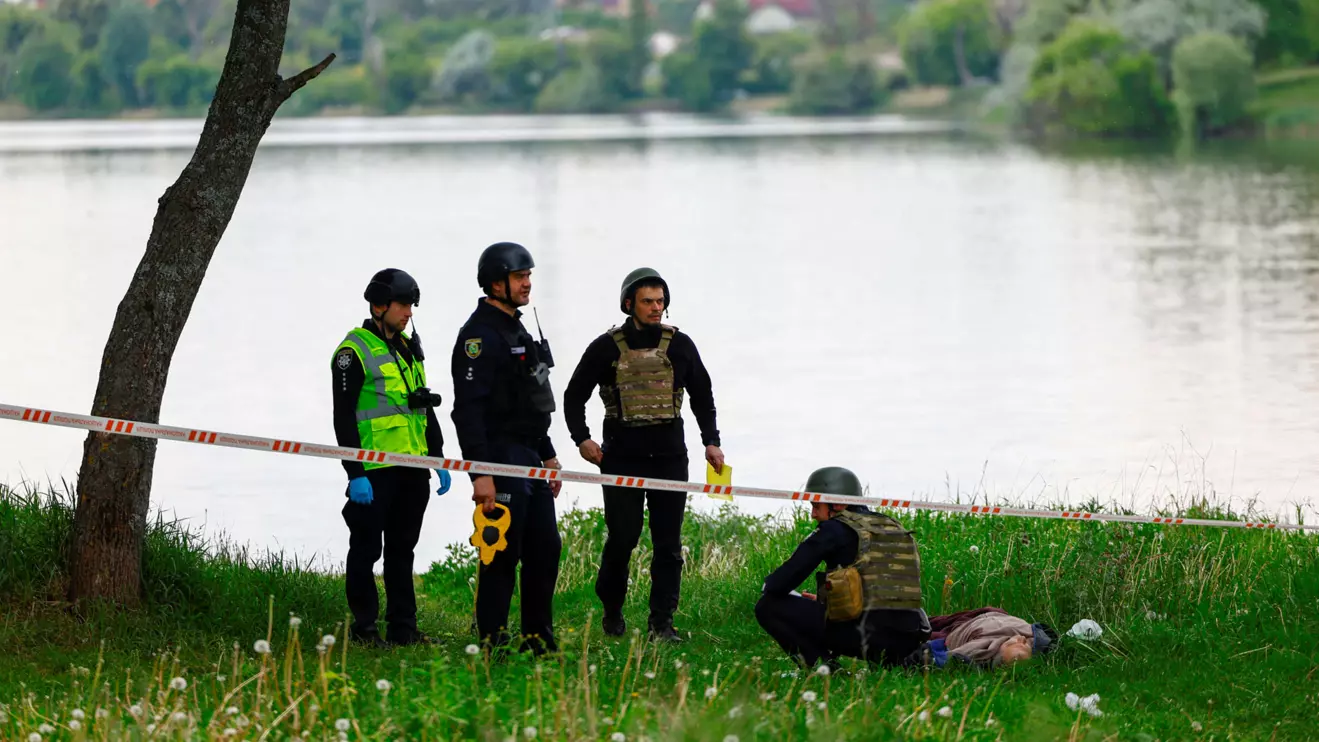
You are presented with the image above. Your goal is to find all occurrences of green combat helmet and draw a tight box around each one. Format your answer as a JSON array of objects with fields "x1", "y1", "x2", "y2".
[
  {"x1": 619, "y1": 267, "x2": 671, "y2": 314},
  {"x1": 805, "y1": 466, "x2": 865, "y2": 498}
]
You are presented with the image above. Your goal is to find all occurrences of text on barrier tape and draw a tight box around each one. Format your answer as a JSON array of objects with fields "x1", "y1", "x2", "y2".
[{"x1": 2, "y1": 403, "x2": 1316, "y2": 534}]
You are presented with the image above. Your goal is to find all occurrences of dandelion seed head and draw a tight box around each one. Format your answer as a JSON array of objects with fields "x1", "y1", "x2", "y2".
[
  {"x1": 589, "y1": 664, "x2": 598, "y2": 674},
  {"x1": 466, "y1": 644, "x2": 480, "y2": 656},
  {"x1": 68, "y1": 720, "x2": 82, "y2": 732},
  {"x1": 816, "y1": 664, "x2": 831, "y2": 676},
  {"x1": 253, "y1": 640, "x2": 272, "y2": 655},
  {"x1": 523, "y1": 727, "x2": 538, "y2": 739},
  {"x1": 376, "y1": 679, "x2": 392, "y2": 693},
  {"x1": 918, "y1": 710, "x2": 930, "y2": 722},
  {"x1": 724, "y1": 736, "x2": 739, "y2": 742},
  {"x1": 601, "y1": 717, "x2": 614, "y2": 726},
  {"x1": 986, "y1": 717, "x2": 997, "y2": 727},
  {"x1": 236, "y1": 715, "x2": 250, "y2": 729},
  {"x1": 170, "y1": 676, "x2": 187, "y2": 691},
  {"x1": 224, "y1": 730, "x2": 238, "y2": 738},
  {"x1": 728, "y1": 705, "x2": 742, "y2": 719},
  {"x1": 95, "y1": 709, "x2": 108, "y2": 720},
  {"x1": 71, "y1": 709, "x2": 85, "y2": 721},
  {"x1": 674, "y1": 660, "x2": 683, "y2": 669},
  {"x1": 227, "y1": 707, "x2": 239, "y2": 716},
  {"x1": 27, "y1": 734, "x2": 41, "y2": 742},
  {"x1": 289, "y1": 616, "x2": 302, "y2": 628},
  {"x1": 937, "y1": 706, "x2": 952, "y2": 718},
  {"x1": 130, "y1": 704, "x2": 143, "y2": 717},
  {"x1": 146, "y1": 724, "x2": 157, "y2": 734},
  {"x1": 704, "y1": 686, "x2": 717, "y2": 699},
  {"x1": 321, "y1": 634, "x2": 336, "y2": 647},
  {"x1": 759, "y1": 692, "x2": 775, "y2": 701},
  {"x1": 969, "y1": 545, "x2": 979, "y2": 553},
  {"x1": 611, "y1": 734, "x2": 626, "y2": 742},
  {"x1": 817, "y1": 702, "x2": 827, "y2": 711},
  {"x1": 172, "y1": 711, "x2": 188, "y2": 724},
  {"x1": 217, "y1": 675, "x2": 227, "y2": 683},
  {"x1": 644, "y1": 672, "x2": 656, "y2": 679},
  {"x1": 801, "y1": 690, "x2": 817, "y2": 702},
  {"x1": 1192, "y1": 721, "x2": 1203, "y2": 731},
  {"x1": 336, "y1": 718, "x2": 351, "y2": 731}
]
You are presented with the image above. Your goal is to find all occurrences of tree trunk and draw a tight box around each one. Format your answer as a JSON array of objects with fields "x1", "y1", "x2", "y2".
[
  {"x1": 953, "y1": 22, "x2": 973, "y2": 87},
  {"x1": 68, "y1": 0, "x2": 333, "y2": 608}
]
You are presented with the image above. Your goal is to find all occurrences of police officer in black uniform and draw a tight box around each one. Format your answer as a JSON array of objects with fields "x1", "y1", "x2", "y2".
[
  {"x1": 332, "y1": 269, "x2": 450, "y2": 649},
  {"x1": 451, "y1": 242, "x2": 563, "y2": 656}
]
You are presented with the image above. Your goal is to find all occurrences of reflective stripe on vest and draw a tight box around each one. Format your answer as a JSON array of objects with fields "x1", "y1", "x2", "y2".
[
  {"x1": 334, "y1": 328, "x2": 429, "y2": 470},
  {"x1": 833, "y1": 510, "x2": 925, "y2": 611},
  {"x1": 599, "y1": 324, "x2": 685, "y2": 426}
]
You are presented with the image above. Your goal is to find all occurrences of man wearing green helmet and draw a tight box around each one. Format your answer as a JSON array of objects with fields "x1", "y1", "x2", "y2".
[
  {"x1": 755, "y1": 466, "x2": 931, "y2": 670},
  {"x1": 563, "y1": 267, "x2": 724, "y2": 643}
]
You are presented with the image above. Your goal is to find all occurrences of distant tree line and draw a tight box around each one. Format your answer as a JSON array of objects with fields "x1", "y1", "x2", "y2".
[{"x1": 2, "y1": 0, "x2": 1317, "y2": 134}]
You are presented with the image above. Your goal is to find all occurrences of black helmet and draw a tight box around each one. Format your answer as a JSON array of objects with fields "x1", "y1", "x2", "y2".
[
  {"x1": 619, "y1": 267, "x2": 670, "y2": 314},
  {"x1": 477, "y1": 242, "x2": 535, "y2": 292},
  {"x1": 364, "y1": 268, "x2": 420, "y2": 306},
  {"x1": 804, "y1": 466, "x2": 864, "y2": 498}
]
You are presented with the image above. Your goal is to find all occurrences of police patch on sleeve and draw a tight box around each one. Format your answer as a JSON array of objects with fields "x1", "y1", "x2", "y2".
[
  {"x1": 336, "y1": 349, "x2": 354, "y2": 370},
  {"x1": 464, "y1": 338, "x2": 483, "y2": 359}
]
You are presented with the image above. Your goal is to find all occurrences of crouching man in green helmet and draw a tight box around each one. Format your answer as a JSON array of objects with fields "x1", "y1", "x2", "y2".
[{"x1": 755, "y1": 467, "x2": 931, "y2": 670}]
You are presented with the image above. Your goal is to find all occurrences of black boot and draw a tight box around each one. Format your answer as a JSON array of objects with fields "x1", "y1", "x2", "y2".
[
  {"x1": 350, "y1": 627, "x2": 389, "y2": 650},
  {"x1": 602, "y1": 609, "x2": 626, "y2": 637},
  {"x1": 648, "y1": 618, "x2": 683, "y2": 644}
]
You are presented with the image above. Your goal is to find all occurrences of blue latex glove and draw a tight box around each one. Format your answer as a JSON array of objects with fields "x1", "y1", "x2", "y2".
[
  {"x1": 348, "y1": 477, "x2": 373, "y2": 505},
  {"x1": 435, "y1": 469, "x2": 452, "y2": 496}
]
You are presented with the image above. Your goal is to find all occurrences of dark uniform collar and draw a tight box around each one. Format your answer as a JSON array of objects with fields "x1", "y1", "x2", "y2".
[
  {"x1": 620, "y1": 319, "x2": 663, "y2": 343},
  {"x1": 475, "y1": 298, "x2": 523, "y2": 326}
]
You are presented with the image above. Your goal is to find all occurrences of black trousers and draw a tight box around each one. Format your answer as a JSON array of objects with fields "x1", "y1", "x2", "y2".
[
  {"x1": 475, "y1": 441, "x2": 562, "y2": 654},
  {"x1": 594, "y1": 453, "x2": 689, "y2": 627},
  {"x1": 754, "y1": 593, "x2": 929, "y2": 668},
  {"x1": 341, "y1": 465, "x2": 430, "y2": 641}
]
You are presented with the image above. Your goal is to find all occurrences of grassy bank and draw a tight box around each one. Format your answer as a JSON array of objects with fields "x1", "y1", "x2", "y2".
[
  {"x1": 1252, "y1": 66, "x2": 1319, "y2": 137},
  {"x1": 1, "y1": 482, "x2": 1317, "y2": 741}
]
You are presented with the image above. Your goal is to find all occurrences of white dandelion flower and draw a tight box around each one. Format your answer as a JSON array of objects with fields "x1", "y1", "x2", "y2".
[
  {"x1": 601, "y1": 717, "x2": 614, "y2": 726},
  {"x1": 224, "y1": 730, "x2": 238, "y2": 738},
  {"x1": 289, "y1": 616, "x2": 302, "y2": 628},
  {"x1": 801, "y1": 690, "x2": 817, "y2": 702},
  {"x1": 728, "y1": 705, "x2": 742, "y2": 719},
  {"x1": 171, "y1": 711, "x2": 188, "y2": 724},
  {"x1": 969, "y1": 545, "x2": 979, "y2": 554},
  {"x1": 918, "y1": 710, "x2": 930, "y2": 722},
  {"x1": 68, "y1": 720, "x2": 82, "y2": 732},
  {"x1": 28, "y1": 734, "x2": 41, "y2": 742},
  {"x1": 236, "y1": 715, "x2": 250, "y2": 729},
  {"x1": 523, "y1": 727, "x2": 538, "y2": 739},
  {"x1": 1192, "y1": 721, "x2": 1203, "y2": 731},
  {"x1": 227, "y1": 707, "x2": 239, "y2": 716},
  {"x1": 469, "y1": 577, "x2": 476, "y2": 584},
  {"x1": 724, "y1": 736, "x2": 739, "y2": 742},
  {"x1": 986, "y1": 716, "x2": 997, "y2": 727},
  {"x1": 704, "y1": 686, "x2": 717, "y2": 700},
  {"x1": 817, "y1": 702, "x2": 827, "y2": 711},
  {"x1": 466, "y1": 644, "x2": 480, "y2": 656},
  {"x1": 815, "y1": 664, "x2": 831, "y2": 676},
  {"x1": 217, "y1": 675, "x2": 226, "y2": 683},
  {"x1": 759, "y1": 692, "x2": 775, "y2": 701},
  {"x1": 253, "y1": 640, "x2": 272, "y2": 655},
  {"x1": 130, "y1": 705, "x2": 143, "y2": 717},
  {"x1": 170, "y1": 677, "x2": 187, "y2": 691},
  {"x1": 95, "y1": 709, "x2": 108, "y2": 720},
  {"x1": 589, "y1": 664, "x2": 598, "y2": 674},
  {"x1": 376, "y1": 679, "x2": 392, "y2": 693},
  {"x1": 1065, "y1": 692, "x2": 1081, "y2": 711},
  {"x1": 146, "y1": 724, "x2": 156, "y2": 734},
  {"x1": 937, "y1": 706, "x2": 952, "y2": 718},
  {"x1": 321, "y1": 634, "x2": 336, "y2": 647},
  {"x1": 611, "y1": 734, "x2": 626, "y2": 742},
  {"x1": 644, "y1": 672, "x2": 656, "y2": 680},
  {"x1": 335, "y1": 718, "x2": 351, "y2": 732},
  {"x1": 71, "y1": 709, "x2": 85, "y2": 721}
]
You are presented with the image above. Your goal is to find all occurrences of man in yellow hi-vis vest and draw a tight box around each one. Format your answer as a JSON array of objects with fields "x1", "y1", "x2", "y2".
[{"x1": 332, "y1": 268, "x2": 450, "y2": 648}]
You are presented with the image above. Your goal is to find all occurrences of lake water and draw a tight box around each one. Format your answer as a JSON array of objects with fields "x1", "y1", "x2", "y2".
[{"x1": 2, "y1": 113, "x2": 1317, "y2": 572}]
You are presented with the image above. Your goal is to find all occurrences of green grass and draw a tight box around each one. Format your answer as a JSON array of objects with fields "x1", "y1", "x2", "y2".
[
  {"x1": 1252, "y1": 65, "x2": 1319, "y2": 136},
  {"x1": 1, "y1": 481, "x2": 1317, "y2": 741}
]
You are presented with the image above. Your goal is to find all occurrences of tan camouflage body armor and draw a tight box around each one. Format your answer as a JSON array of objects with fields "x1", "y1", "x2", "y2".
[
  {"x1": 822, "y1": 510, "x2": 924, "y2": 622},
  {"x1": 599, "y1": 324, "x2": 685, "y2": 426}
]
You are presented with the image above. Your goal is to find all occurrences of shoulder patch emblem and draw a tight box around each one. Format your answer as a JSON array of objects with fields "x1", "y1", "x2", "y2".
[
  {"x1": 336, "y1": 349, "x2": 354, "y2": 370},
  {"x1": 464, "y1": 338, "x2": 483, "y2": 359}
]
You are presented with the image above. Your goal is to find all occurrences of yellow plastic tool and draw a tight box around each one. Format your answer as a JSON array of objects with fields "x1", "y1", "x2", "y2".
[{"x1": 471, "y1": 503, "x2": 511, "y2": 565}]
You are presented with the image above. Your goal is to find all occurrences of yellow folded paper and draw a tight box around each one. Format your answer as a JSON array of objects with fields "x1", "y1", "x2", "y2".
[{"x1": 706, "y1": 461, "x2": 733, "y2": 500}]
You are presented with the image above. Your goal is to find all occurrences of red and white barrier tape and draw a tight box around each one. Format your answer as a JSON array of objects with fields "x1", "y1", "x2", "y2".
[{"x1": 3, "y1": 403, "x2": 1315, "y2": 534}]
